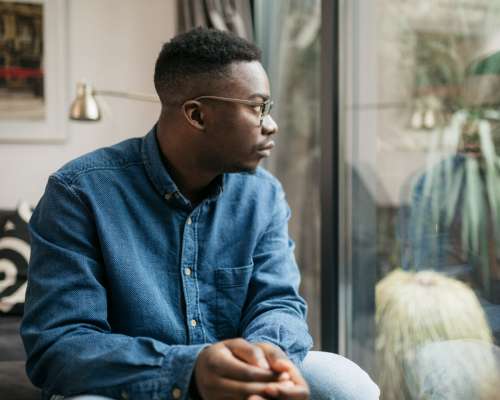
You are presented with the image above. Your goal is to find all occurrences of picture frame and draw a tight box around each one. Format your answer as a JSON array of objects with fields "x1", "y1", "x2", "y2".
[{"x1": 0, "y1": 0, "x2": 67, "y2": 143}]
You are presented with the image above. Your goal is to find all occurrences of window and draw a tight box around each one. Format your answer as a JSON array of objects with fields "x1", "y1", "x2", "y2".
[
  {"x1": 254, "y1": 0, "x2": 322, "y2": 346},
  {"x1": 339, "y1": 1, "x2": 500, "y2": 398}
]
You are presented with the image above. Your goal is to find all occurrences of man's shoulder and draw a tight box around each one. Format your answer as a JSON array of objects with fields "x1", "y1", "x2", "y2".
[{"x1": 53, "y1": 137, "x2": 144, "y2": 185}]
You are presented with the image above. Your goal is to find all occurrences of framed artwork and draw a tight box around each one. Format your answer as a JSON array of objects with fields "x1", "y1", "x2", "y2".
[{"x1": 0, "y1": 0, "x2": 67, "y2": 143}]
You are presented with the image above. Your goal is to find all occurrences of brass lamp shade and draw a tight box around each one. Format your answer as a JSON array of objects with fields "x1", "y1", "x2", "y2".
[{"x1": 69, "y1": 82, "x2": 100, "y2": 121}]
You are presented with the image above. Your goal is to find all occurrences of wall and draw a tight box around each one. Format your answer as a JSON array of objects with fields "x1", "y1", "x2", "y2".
[{"x1": 0, "y1": 0, "x2": 177, "y2": 208}]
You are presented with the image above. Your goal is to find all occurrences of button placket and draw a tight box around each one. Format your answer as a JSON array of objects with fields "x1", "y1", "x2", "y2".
[
  {"x1": 180, "y1": 210, "x2": 204, "y2": 343},
  {"x1": 172, "y1": 387, "x2": 182, "y2": 399}
]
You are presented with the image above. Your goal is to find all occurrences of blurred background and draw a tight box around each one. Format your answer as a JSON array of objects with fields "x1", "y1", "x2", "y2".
[{"x1": 0, "y1": 0, "x2": 499, "y2": 399}]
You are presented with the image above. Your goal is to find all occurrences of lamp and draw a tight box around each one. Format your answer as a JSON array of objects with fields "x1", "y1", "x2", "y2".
[{"x1": 69, "y1": 82, "x2": 159, "y2": 121}]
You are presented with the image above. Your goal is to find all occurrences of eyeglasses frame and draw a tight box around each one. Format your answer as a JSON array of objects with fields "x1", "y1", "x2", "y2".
[{"x1": 189, "y1": 95, "x2": 274, "y2": 127}]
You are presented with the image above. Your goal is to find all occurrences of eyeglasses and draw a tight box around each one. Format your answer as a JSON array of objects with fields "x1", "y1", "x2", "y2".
[{"x1": 192, "y1": 95, "x2": 274, "y2": 127}]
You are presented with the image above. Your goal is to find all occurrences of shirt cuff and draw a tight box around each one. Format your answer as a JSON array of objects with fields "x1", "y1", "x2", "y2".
[
  {"x1": 161, "y1": 344, "x2": 210, "y2": 400},
  {"x1": 243, "y1": 312, "x2": 312, "y2": 365}
]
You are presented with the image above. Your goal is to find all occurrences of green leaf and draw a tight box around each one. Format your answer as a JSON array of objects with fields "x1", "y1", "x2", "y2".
[
  {"x1": 447, "y1": 111, "x2": 468, "y2": 152},
  {"x1": 478, "y1": 120, "x2": 496, "y2": 167},
  {"x1": 466, "y1": 51, "x2": 500, "y2": 76},
  {"x1": 479, "y1": 232, "x2": 491, "y2": 298},
  {"x1": 462, "y1": 195, "x2": 470, "y2": 254},
  {"x1": 464, "y1": 157, "x2": 483, "y2": 254},
  {"x1": 446, "y1": 166, "x2": 464, "y2": 226}
]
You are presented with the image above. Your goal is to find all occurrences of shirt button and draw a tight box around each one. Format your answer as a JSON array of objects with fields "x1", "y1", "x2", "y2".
[
  {"x1": 120, "y1": 390, "x2": 129, "y2": 400},
  {"x1": 191, "y1": 319, "x2": 197, "y2": 327},
  {"x1": 184, "y1": 267, "x2": 192, "y2": 276},
  {"x1": 186, "y1": 217, "x2": 192, "y2": 225},
  {"x1": 172, "y1": 387, "x2": 182, "y2": 399},
  {"x1": 164, "y1": 192, "x2": 173, "y2": 200}
]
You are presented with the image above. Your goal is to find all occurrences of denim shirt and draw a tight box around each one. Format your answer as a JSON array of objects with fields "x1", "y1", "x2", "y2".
[{"x1": 20, "y1": 126, "x2": 312, "y2": 400}]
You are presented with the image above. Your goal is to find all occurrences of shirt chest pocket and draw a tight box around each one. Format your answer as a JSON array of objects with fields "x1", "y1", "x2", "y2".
[{"x1": 215, "y1": 263, "x2": 254, "y2": 339}]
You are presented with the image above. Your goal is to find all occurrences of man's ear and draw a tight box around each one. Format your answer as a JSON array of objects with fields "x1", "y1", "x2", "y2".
[{"x1": 182, "y1": 101, "x2": 205, "y2": 130}]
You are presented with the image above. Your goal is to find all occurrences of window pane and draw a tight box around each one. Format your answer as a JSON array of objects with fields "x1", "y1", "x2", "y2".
[
  {"x1": 342, "y1": 1, "x2": 500, "y2": 398},
  {"x1": 255, "y1": 0, "x2": 322, "y2": 346}
]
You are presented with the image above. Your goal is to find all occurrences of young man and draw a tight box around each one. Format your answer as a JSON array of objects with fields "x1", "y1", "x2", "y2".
[{"x1": 21, "y1": 28, "x2": 379, "y2": 400}]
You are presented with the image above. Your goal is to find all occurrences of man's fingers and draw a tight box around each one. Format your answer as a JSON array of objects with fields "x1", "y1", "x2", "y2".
[
  {"x1": 278, "y1": 360, "x2": 307, "y2": 387},
  {"x1": 266, "y1": 357, "x2": 308, "y2": 387},
  {"x1": 271, "y1": 361, "x2": 310, "y2": 400},
  {"x1": 216, "y1": 377, "x2": 274, "y2": 399},
  {"x1": 275, "y1": 385, "x2": 310, "y2": 400},
  {"x1": 195, "y1": 342, "x2": 292, "y2": 400},
  {"x1": 277, "y1": 371, "x2": 291, "y2": 381},
  {"x1": 264, "y1": 382, "x2": 309, "y2": 400},
  {"x1": 247, "y1": 396, "x2": 267, "y2": 400},
  {"x1": 255, "y1": 343, "x2": 288, "y2": 370},
  {"x1": 254, "y1": 342, "x2": 309, "y2": 390},
  {"x1": 225, "y1": 338, "x2": 271, "y2": 370},
  {"x1": 283, "y1": 361, "x2": 308, "y2": 387},
  {"x1": 213, "y1": 349, "x2": 276, "y2": 382},
  {"x1": 267, "y1": 358, "x2": 290, "y2": 373}
]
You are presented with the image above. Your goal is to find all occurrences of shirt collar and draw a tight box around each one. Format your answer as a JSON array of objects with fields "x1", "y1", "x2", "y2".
[
  {"x1": 208, "y1": 174, "x2": 224, "y2": 200},
  {"x1": 141, "y1": 125, "x2": 179, "y2": 198},
  {"x1": 141, "y1": 125, "x2": 225, "y2": 203}
]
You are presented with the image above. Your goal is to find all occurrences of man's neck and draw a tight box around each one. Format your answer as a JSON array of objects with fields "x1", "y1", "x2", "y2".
[
  {"x1": 156, "y1": 121, "x2": 217, "y2": 205},
  {"x1": 163, "y1": 157, "x2": 216, "y2": 205}
]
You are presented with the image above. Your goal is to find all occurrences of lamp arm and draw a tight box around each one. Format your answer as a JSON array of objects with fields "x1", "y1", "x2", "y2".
[{"x1": 95, "y1": 89, "x2": 159, "y2": 103}]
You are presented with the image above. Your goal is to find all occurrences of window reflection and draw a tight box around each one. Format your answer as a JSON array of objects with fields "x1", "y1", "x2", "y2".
[
  {"x1": 376, "y1": 270, "x2": 498, "y2": 400},
  {"x1": 401, "y1": 36, "x2": 500, "y2": 345},
  {"x1": 255, "y1": 0, "x2": 321, "y2": 346},
  {"x1": 344, "y1": 1, "x2": 500, "y2": 398}
]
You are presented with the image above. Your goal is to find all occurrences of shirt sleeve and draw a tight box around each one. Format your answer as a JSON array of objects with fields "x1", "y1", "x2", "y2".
[
  {"x1": 21, "y1": 176, "x2": 207, "y2": 400},
  {"x1": 239, "y1": 185, "x2": 313, "y2": 365}
]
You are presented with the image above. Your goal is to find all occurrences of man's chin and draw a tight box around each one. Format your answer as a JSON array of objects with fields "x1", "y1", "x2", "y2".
[
  {"x1": 225, "y1": 161, "x2": 260, "y2": 174},
  {"x1": 240, "y1": 166, "x2": 258, "y2": 174}
]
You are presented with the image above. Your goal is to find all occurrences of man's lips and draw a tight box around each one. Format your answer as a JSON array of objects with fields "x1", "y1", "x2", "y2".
[
  {"x1": 256, "y1": 140, "x2": 275, "y2": 158},
  {"x1": 257, "y1": 140, "x2": 275, "y2": 151}
]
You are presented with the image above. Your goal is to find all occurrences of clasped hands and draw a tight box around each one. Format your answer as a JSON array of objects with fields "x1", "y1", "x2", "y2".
[{"x1": 194, "y1": 338, "x2": 310, "y2": 400}]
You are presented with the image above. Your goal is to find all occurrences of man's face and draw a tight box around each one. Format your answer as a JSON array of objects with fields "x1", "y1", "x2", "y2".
[{"x1": 200, "y1": 61, "x2": 278, "y2": 173}]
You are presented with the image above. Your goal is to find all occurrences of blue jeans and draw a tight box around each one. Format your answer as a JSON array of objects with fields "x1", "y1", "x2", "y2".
[{"x1": 56, "y1": 351, "x2": 380, "y2": 400}]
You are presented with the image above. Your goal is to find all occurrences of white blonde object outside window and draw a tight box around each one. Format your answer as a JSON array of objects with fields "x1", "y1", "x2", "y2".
[{"x1": 375, "y1": 269, "x2": 499, "y2": 400}]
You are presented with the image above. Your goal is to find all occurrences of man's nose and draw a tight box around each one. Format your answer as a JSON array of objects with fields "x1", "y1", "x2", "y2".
[{"x1": 262, "y1": 115, "x2": 278, "y2": 136}]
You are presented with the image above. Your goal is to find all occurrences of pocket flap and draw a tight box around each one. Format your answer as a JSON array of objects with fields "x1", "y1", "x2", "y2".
[{"x1": 215, "y1": 264, "x2": 254, "y2": 288}]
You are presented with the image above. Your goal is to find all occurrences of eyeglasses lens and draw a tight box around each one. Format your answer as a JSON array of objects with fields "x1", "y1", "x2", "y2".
[{"x1": 259, "y1": 101, "x2": 274, "y2": 126}]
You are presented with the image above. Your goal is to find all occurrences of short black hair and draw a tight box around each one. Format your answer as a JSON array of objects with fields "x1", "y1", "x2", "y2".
[{"x1": 154, "y1": 27, "x2": 262, "y2": 105}]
